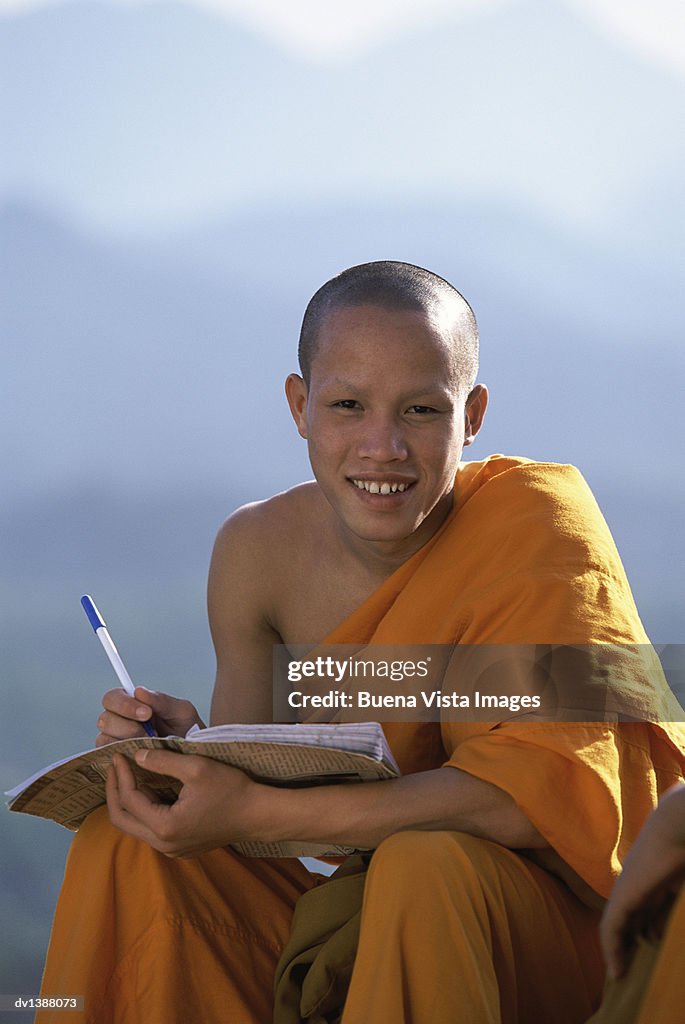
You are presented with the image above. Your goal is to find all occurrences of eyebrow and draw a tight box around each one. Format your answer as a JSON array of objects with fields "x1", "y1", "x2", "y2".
[{"x1": 318, "y1": 378, "x2": 456, "y2": 401}]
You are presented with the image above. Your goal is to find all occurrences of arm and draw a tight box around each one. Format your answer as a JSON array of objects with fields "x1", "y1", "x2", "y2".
[
  {"x1": 601, "y1": 783, "x2": 685, "y2": 979},
  {"x1": 254, "y1": 762, "x2": 547, "y2": 850},
  {"x1": 107, "y1": 749, "x2": 546, "y2": 858},
  {"x1": 207, "y1": 506, "x2": 285, "y2": 725}
]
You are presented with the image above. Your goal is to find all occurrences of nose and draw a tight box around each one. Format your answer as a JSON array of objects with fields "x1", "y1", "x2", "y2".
[{"x1": 356, "y1": 415, "x2": 409, "y2": 462}]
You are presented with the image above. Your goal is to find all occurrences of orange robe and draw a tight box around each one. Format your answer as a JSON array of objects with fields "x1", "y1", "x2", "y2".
[
  {"x1": 583, "y1": 884, "x2": 685, "y2": 1024},
  {"x1": 37, "y1": 456, "x2": 685, "y2": 1023}
]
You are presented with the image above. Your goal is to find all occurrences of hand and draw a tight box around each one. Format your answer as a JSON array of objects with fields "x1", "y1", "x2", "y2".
[
  {"x1": 96, "y1": 688, "x2": 205, "y2": 747},
  {"x1": 105, "y1": 748, "x2": 269, "y2": 857},
  {"x1": 600, "y1": 784, "x2": 685, "y2": 979}
]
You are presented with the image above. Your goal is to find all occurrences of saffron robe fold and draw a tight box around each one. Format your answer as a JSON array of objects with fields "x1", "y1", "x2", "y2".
[
  {"x1": 318, "y1": 455, "x2": 685, "y2": 900},
  {"x1": 37, "y1": 456, "x2": 685, "y2": 1023}
]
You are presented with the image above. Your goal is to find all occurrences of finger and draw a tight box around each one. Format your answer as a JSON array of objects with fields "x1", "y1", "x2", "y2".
[
  {"x1": 603, "y1": 935, "x2": 626, "y2": 980},
  {"x1": 600, "y1": 908, "x2": 631, "y2": 979},
  {"x1": 133, "y1": 689, "x2": 203, "y2": 732},
  {"x1": 106, "y1": 762, "x2": 160, "y2": 845},
  {"x1": 109, "y1": 755, "x2": 172, "y2": 831},
  {"x1": 114, "y1": 752, "x2": 162, "y2": 805},
  {"x1": 600, "y1": 926, "x2": 625, "y2": 979},
  {"x1": 102, "y1": 688, "x2": 154, "y2": 723},
  {"x1": 96, "y1": 730, "x2": 149, "y2": 748},
  {"x1": 96, "y1": 732, "x2": 125, "y2": 748},
  {"x1": 133, "y1": 748, "x2": 199, "y2": 782},
  {"x1": 133, "y1": 686, "x2": 162, "y2": 708},
  {"x1": 97, "y1": 710, "x2": 150, "y2": 740}
]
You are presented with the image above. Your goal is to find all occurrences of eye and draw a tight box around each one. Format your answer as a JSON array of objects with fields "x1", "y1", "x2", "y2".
[
  {"x1": 332, "y1": 400, "x2": 361, "y2": 410},
  {"x1": 406, "y1": 405, "x2": 439, "y2": 415}
]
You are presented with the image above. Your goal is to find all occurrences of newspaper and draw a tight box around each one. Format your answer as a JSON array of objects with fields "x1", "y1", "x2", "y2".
[{"x1": 6, "y1": 722, "x2": 400, "y2": 858}]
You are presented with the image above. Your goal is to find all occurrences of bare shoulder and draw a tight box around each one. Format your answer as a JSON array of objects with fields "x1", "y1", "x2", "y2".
[
  {"x1": 213, "y1": 481, "x2": 327, "y2": 560},
  {"x1": 207, "y1": 483, "x2": 328, "y2": 722},
  {"x1": 208, "y1": 481, "x2": 330, "y2": 629}
]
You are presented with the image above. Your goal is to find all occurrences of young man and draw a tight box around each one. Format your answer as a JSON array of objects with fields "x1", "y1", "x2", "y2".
[{"x1": 39, "y1": 262, "x2": 685, "y2": 1023}]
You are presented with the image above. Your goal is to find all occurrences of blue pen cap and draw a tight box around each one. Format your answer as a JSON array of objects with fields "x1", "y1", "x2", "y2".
[{"x1": 81, "y1": 594, "x2": 106, "y2": 632}]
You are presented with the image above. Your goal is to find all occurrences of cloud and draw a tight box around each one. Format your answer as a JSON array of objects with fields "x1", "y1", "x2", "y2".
[
  {"x1": 174, "y1": 0, "x2": 509, "y2": 59},
  {"x1": 1, "y1": 0, "x2": 683, "y2": 72},
  {"x1": 564, "y1": 0, "x2": 685, "y2": 76}
]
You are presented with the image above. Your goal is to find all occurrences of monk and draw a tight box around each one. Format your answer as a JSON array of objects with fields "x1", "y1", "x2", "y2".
[{"x1": 37, "y1": 261, "x2": 685, "y2": 1023}]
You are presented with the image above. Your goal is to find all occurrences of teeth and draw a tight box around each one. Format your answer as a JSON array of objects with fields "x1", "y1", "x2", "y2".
[{"x1": 353, "y1": 480, "x2": 408, "y2": 494}]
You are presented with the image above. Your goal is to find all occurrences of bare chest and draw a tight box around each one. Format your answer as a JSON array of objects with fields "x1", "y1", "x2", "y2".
[{"x1": 271, "y1": 548, "x2": 384, "y2": 647}]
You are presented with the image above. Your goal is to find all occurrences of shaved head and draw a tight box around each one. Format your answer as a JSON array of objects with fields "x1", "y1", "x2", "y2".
[{"x1": 298, "y1": 261, "x2": 479, "y2": 394}]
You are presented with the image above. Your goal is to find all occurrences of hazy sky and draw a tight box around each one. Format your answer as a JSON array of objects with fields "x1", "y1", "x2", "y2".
[{"x1": 1, "y1": 0, "x2": 683, "y2": 71}]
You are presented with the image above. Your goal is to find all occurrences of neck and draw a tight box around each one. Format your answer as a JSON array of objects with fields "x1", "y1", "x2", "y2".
[{"x1": 334, "y1": 492, "x2": 454, "y2": 580}]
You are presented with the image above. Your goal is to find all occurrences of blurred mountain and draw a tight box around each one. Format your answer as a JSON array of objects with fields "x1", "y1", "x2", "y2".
[
  {"x1": 0, "y1": 0, "x2": 682, "y2": 237},
  {"x1": 2, "y1": 197, "x2": 683, "y2": 639},
  {"x1": 1, "y1": 199, "x2": 310, "y2": 496},
  {"x1": 134, "y1": 197, "x2": 681, "y2": 341},
  {"x1": 2, "y1": 198, "x2": 683, "y2": 495}
]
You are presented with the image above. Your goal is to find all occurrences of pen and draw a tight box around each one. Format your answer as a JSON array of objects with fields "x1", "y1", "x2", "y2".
[{"x1": 80, "y1": 594, "x2": 157, "y2": 738}]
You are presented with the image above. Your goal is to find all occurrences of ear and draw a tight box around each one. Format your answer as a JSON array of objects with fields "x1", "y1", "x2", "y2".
[
  {"x1": 285, "y1": 373, "x2": 309, "y2": 439},
  {"x1": 463, "y1": 384, "x2": 488, "y2": 447}
]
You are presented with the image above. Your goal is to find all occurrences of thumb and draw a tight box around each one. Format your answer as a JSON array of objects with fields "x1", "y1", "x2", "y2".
[
  {"x1": 133, "y1": 748, "x2": 194, "y2": 781},
  {"x1": 133, "y1": 687, "x2": 175, "y2": 715},
  {"x1": 133, "y1": 688, "x2": 203, "y2": 731}
]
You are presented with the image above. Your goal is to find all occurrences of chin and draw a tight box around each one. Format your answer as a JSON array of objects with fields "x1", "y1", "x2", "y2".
[{"x1": 346, "y1": 511, "x2": 422, "y2": 543}]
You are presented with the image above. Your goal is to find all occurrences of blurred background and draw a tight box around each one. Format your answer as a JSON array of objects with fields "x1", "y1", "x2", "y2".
[{"x1": 1, "y1": 0, "x2": 683, "y2": 1005}]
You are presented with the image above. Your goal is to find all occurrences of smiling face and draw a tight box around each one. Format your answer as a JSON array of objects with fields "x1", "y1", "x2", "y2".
[{"x1": 286, "y1": 303, "x2": 488, "y2": 559}]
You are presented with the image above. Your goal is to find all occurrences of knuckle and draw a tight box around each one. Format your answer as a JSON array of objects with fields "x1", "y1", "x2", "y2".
[
  {"x1": 175, "y1": 698, "x2": 193, "y2": 719},
  {"x1": 156, "y1": 820, "x2": 175, "y2": 843},
  {"x1": 102, "y1": 689, "x2": 123, "y2": 711}
]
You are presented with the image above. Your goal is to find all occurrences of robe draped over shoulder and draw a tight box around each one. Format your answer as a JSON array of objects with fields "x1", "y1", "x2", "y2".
[{"x1": 317, "y1": 455, "x2": 685, "y2": 899}]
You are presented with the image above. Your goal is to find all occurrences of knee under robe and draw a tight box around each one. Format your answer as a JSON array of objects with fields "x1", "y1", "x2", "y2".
[{"x1": 38, "y1": 812, "x2": 604, "y2": 1024}]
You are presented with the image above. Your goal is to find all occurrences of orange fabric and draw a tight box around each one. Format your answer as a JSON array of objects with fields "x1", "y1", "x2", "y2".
[
  {"x1": 342, "y1": 830, "x2": 604, "y2": 1024},
  {"x1": 320, "y1": 456, "x2": 685, "y2": 898},
  {"x1": 37, "y1": 807, "x2": 319, "y2": 1024}
]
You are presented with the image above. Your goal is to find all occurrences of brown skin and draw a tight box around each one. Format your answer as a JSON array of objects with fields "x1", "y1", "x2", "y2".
[
  {"x1": 600, "y1": 784, "x2": 685, "y2": 979},
  {"x1": 101, "y1": 303, "x2": 547, "y2": 857}
]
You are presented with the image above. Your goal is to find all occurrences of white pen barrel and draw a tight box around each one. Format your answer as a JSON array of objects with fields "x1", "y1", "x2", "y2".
[{"x1": 96, "y1": 627, "x2": 136, "y2": 696}]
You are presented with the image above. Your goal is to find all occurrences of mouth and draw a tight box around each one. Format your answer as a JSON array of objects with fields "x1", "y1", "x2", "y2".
[{"x1": 349, "y1": 477, "x2": 415, "y2": 496}]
